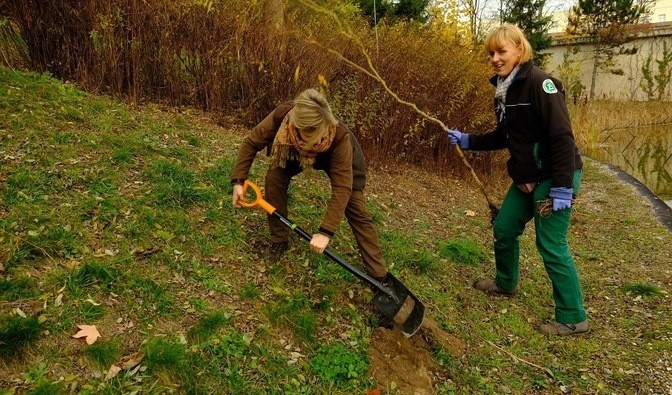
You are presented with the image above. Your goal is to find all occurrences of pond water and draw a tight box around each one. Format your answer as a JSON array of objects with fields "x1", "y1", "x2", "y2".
[{"x1": 589, "y1": 124, "x2": 672, "y2": 209}]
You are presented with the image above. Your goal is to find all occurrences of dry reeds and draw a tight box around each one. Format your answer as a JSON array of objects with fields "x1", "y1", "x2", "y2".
[{"x1": 0, "y1": 0, "x2": 500, "y2": 178}]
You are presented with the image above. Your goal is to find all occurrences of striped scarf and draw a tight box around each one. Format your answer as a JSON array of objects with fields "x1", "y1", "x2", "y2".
[
  {"x1": 269, "y1": 109, "x2": 336, "y2": 170},
  {"x1": 495, "y1": 66, "x2": 520, "y2": 121}
]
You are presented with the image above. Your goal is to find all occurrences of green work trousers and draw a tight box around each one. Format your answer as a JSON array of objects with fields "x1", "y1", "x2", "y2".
[{"x1": 493, "y1": 170, "x2": 586, "y2": 324}]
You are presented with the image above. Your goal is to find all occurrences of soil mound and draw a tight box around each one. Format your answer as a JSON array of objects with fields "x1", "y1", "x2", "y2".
[{"x1": 368, "y1": 318, "x2": 466, "y2": 394}]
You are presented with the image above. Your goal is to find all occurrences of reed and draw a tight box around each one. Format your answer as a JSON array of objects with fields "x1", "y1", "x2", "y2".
[
  {"x1": 569, "y1": 100, "x2": 672, "y2": 157},
  {"x1": 0, "y1": 0, "x2": 497, "y2": 176}
]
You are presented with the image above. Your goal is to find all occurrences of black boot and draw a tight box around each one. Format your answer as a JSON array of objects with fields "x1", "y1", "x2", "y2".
[{"x1": 266, "y1": 242, "x2": 288, "y2": 263}]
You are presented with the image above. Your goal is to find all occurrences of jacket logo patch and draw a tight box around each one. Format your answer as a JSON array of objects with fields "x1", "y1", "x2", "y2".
[{"x1": 542, "y1": 79, "x2": 558, "y2": 94}]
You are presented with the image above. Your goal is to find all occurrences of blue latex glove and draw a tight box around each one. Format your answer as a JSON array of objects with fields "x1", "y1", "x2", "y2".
[
  {"x1": 549, "y1": 187, "x2": 573, "y2": 211},
  {"x1": 446, "y1": 128, "x2": 470, "y2": 149}
]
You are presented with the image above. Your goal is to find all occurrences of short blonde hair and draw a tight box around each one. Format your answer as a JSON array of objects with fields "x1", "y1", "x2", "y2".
[
  {"x1": 292, "y1": 89, "x2": 337, "y2": 146},
  {"x1": 484, "y1": 24, "x2": 533, "y2": 64}
]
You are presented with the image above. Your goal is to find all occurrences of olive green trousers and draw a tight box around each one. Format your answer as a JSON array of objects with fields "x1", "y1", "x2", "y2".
[{"x1": 493, "y1": 170, "x2": 586, "y2": 324}]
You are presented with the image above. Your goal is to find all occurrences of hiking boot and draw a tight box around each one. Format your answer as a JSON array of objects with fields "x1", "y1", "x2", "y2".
[
  {"x1": 539, "y1": 320, "x2": 589, "y2": 336},
  {"x1": 265, "y1": 242, "x2": 288, "y2": 263},
  {"x1": 473, "y1": 279, "x2": 515, "y2": 297}
]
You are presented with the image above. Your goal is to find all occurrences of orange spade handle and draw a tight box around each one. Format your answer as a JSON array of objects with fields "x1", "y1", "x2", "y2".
[{"x1": 238, "y1": 180, "x2": 277, "y2": 215}]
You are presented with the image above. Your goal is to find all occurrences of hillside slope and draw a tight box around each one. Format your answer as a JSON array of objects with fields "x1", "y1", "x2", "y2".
[{"x1": 1, "y1": 68, "x2": 671, "y2": 394}]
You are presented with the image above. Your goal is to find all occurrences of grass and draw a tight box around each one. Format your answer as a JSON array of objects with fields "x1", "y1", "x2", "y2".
[{"x1": 1, "y1": 67, "x2": 671, "y2": 394}]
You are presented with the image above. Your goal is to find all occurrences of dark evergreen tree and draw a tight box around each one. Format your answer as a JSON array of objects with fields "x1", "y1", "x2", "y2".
[
  {"x1": 501, "y1": 0, "x2": 553, "y2": 67},
  {"x1": 359, "y1": 0, "x2": 430, "y2": 25}
]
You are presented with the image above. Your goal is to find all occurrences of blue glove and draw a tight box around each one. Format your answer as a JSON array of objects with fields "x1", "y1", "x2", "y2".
[
  {"x1": 446, "y1": 128, "x2": 470, "y2": 149},
  {"x1": 549, "y1": 187, "x2": 573, "y2": 211}
]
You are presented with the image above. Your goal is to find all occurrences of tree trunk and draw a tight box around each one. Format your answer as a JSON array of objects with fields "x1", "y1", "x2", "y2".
[
  {"x1": 589, "y1": 37, "x2": 600, "y2": 100},
  {"x1": 264, "y1": 0, "x2": 285, "y2": 36},
  {"x1": 263, "y1": 0, "x2": 286, "y2": 58}
]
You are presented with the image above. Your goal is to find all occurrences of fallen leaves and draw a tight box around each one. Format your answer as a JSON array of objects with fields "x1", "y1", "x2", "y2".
[
  {"x1": 104, "y1": 365, "x2": 122, "y2": 381},
  {"x1": 105, "y1": 351, "x2": 145, "y2": 381},
  {"x1": 14, "y1": 308, "x2": 27, "y2": 318},
  {"x1": 72, "y1": 324, "x2": 101, "y2": 345},
  {"x1": 133, "y1": 246, "x2": 162, "y2": 256}
]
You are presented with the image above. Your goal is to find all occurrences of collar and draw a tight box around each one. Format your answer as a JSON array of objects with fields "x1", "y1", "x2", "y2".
[{"x1": 489, "y1": 61, "x2": 533, "y2": 87}]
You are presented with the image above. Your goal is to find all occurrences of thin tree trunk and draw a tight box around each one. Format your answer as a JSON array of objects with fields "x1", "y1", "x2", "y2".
[
  {"x1": 590, "y1": 37, "x2": 600, "y2": 100},
  {"x1": 264, "y1": 0, "x2": 285, "y2": 33}
]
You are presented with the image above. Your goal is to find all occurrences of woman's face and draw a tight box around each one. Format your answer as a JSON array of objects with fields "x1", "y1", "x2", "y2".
[
  {"x1": 488, "y1": 40, "x2": 521, "y2": 78},
  {"x1": 297, "y1": 126, "x2": 314, "y2": 139}
]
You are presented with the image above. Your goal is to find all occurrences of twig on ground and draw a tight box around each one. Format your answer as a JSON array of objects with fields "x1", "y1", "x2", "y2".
[{"x1": 484, "y1": 339, "x2": 555, "y2": 379}]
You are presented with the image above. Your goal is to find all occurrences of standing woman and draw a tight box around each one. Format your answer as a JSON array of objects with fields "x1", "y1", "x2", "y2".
[
  {"x1": 230, "y1": 88, "x2": 389, "y2": 284},
  {"x1": 446, "y1": 24, "x2": 588, "y2": 335}
]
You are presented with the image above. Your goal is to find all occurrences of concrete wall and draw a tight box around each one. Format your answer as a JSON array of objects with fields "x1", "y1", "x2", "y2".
[{"x1": 542, "y1": 23, "x2": 672, "y2": 101}]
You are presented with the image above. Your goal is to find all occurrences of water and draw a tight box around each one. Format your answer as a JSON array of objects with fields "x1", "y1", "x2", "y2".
[{"x1": 589, "y1": 124, "x2": 672, "y2": 209}]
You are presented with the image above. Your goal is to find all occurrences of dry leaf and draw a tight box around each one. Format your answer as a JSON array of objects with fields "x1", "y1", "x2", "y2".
[
  {"x1": 15, "y1": 308, "x2": 27, "y2": 318},
  {"x1": 120, "y1": 351, "x2": 145, "y2": 370},
  {"x1": 72, "y1": 324, "x2": 101, "y2": 345},
  {"x1": 85, "y1": 298, "x2": 101, "y2": 306},
  {"x1": 133, "y1": 246, "x2": 161, "y2": 256},
  {"x1": 465, "y1": 209, "x2": 476, "y2": 217},
  {"x1": 105, "y1": 365, "x2": 121, "y2": 381},
  {"x1": 55, "y1": 294, "x2": 64, "y2": 307}
]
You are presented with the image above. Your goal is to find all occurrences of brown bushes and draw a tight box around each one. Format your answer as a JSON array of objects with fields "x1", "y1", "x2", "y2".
[{"x1": 0, "y1": 0, "x2": 500, "y2": 177}]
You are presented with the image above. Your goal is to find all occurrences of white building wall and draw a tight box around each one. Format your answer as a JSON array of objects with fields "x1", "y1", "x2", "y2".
[{"x1": 543, "y1": 23, "x2": 672, "y2": 100}]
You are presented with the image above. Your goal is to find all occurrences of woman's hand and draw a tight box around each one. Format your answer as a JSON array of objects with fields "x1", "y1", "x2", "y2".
[
  {"x1": 310, "y1": 233, "x2": 330, "y2": 254},
  {"x1": 232, "y1": 184, "x2": 244, "y2": 208}
]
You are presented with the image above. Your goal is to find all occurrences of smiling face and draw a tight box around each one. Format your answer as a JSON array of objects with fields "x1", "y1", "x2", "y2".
[{"x1": 488, "y1": 40, "x2": 521, "y2": 78}]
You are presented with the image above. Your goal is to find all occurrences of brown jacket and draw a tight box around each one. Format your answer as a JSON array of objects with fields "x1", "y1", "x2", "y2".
[{"x1": 230, "y1": 102, "x2": 367, "y2": 236}]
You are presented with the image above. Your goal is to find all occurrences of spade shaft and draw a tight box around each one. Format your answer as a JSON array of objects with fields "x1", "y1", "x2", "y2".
[{"x1": 237, "y1": 180, "x2": 425, "y2": 337}]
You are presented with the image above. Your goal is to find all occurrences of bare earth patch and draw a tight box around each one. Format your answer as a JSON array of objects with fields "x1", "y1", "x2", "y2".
[{"x1": 368, "y1": 318, "x2": 466, "y2": 394}]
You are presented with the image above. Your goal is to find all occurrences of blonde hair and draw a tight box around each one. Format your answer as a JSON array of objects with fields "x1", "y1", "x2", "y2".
[
  {"x1": 484, "y1": 24, "x2": 533, "y2": 64},
  {"x1": 292, "y1": 89, "x2": 337, "y2": 146}
]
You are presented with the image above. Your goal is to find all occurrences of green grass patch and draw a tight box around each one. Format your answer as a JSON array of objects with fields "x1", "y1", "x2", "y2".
[
  {"x1": 127, "y1": 277, "x2": 175, "y2": 319},
  {"x1": 621, "y1": 283, "x2": 664, "y2": 297},
  {"x1": 79, "y1": 302, "x2": 105, "y2": 321},
  {"x1": 0, "y1": 315, "x2": 42, "y2": 358},
  {"x1": 143, "y1": 337, "x2": 187, "y2": 371},
  {"x1": 6, "y1": 223, "x2": 80, "y2": 270},
  {"x1": 239, "y1": 282, "x2": 262, "y2": 299},
  {"x1": 201, "y1": 330, "x2": 255, "y2": 389},
  {"x1": 266, "y1": 291, "x2": 318, "y2": 343},
  {"x1": 65, "y1": 261, "x2": 120, "y2": 296},
  {"x1": 27, "y1": 380, "x2": 65, "y2": 395},
  {"x1": 144, "y1": 159, "x2": 209, "y2": 207},
  {"x1": 0, "y1": 276, "x2": 39, "y2": 301},
  {"x1": 188, "y1": 311, "x2": 232, "y2": 343},
  {"x1": 183, "y1": 260, "x2": 232, "y2": 294},
  {"x1": 86, "y1": 340, "x2": 122, "y2": 368},
  {"x1": 437, "y1": 237, "x2": 489, "y2": 266},
  {"x1": 379, "y1": 230, "x2": 439, "y2": 273}
]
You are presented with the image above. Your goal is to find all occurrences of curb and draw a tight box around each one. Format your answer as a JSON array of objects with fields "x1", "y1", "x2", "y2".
[{"x1": 589, "y1": 159, "x2": 672, "y2": 232}]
